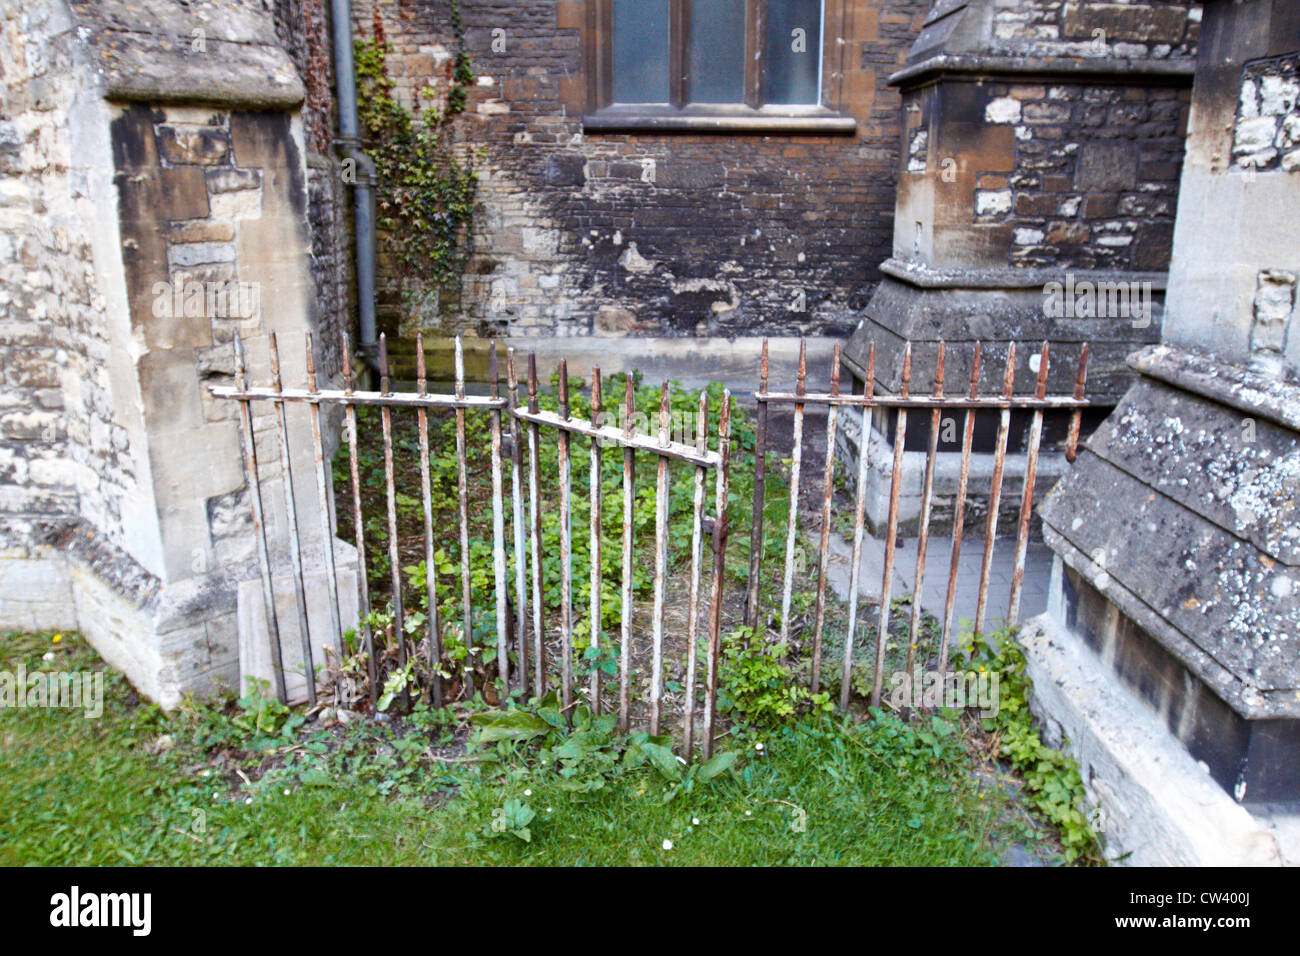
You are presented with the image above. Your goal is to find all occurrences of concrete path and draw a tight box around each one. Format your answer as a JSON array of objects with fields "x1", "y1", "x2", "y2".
[{"x1": 820, "y1": 529, "x2": 1054, "y2": 630}]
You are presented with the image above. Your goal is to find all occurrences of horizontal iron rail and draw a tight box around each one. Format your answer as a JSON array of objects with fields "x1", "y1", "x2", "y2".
[
  {"x1": 512, "y1": 408, "x2": 722, "y2": 468},
  {"x1": 755, "y1": 392, "x2": 1088, "y2": 409},
  {"x1": 209, "y1": 385, "x2": 507, "y2": 411}
]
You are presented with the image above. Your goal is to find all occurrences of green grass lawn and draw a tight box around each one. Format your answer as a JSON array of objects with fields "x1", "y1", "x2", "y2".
[{"x1": 0, "y1": 630, "x2": 1057, "y2": 866}]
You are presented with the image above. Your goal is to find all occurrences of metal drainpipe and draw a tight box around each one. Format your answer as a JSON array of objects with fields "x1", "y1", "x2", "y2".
[{"x1": 330, "y1": 0, "x2": 379, "y2": 369}]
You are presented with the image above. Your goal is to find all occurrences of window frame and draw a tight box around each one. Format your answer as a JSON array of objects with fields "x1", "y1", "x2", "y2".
[{"x1": 583, "y1": 0, "x2": 855, "y2": 134}]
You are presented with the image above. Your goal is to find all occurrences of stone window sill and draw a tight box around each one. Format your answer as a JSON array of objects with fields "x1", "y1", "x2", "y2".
[{"x1": 583, "y1": 105, "x2": 856, "y2": 135}]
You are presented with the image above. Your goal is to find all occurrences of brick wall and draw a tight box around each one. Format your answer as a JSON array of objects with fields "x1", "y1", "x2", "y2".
[
  {"x1": 353, "y1": 0, "x2": 933, "y2": 341},
  {"x1": 275, "y1": 0, "x2": 352, "y2": 380}
]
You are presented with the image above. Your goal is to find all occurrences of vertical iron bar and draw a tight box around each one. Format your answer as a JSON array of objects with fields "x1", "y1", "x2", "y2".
[
  {"x1": 527, "y1": 355, "x2": 545, "y2": 697},
  {"x1": 415, "y1": 336, "x2": 443, "y2": 708},
  {"x1": 304, "y1": 333, "x2": 345, "y2": 662},
  {"x1": 233, "y1": 331, "x2": 288, "y2": 704},
  {"x1": 974, "y1": 344, "x2": 1018, "y2": 638},
  {"x1": 683, "y1": 390, "x2": 708, "y2": 754},
  {"x1": 840, "y1": 343, "x2": 875, "y2": 711},
  {"x1": 490, "y1": 344, "x2": 510, "y2": 692},
  {"x1": 558, "y1": 360, "x2": 574, "y2": 708},
  {"x1": 619, "y1": 376, "x2": 636, "y2": 732},
  {"x1": 906, "y1": 342, "x2": 945, "y2": 713},
  {"x1": 1065, "y1": 344, "x2": 1091, "y2": 463},
  {"x1": 937, "y1": 343, "x2": 981, "y2": 682},
  {"x1": 341, "y1": 332, "x2": 376, "y2": 709},
  {"x1": 269, "y1": 332, "x2": 317, "y2": 708},
  {"x1": 703, "y1": 391, "x2": 733, "y2": 759},
  {"x1": 871, "y1": 342, "x2": 911, "y2": 709},
  {"x1": 589, "y1": 367, "x2": 604, "y2": 715},
  {"x1": 454, "y1": 336, "x2": 474, "y2": 695},
  {"x1": 507, "y1": 349, "x2": 528, "y2": 695},
  {"x1": 744, "y1": 339, "x2": 770, "y2": 631},
  {"x1": 378, "y1": 334, "x2": 406, "y2": 701},
  {"x1": 649, "y1": 383, "x2": 671, "y2": 736},
  {"x1": 1007, "y1": 342, "x2": 1050, "y2": 624},
  {"x1": 779, "y1": 339, "x2": 807, "y2": 645},
  {"x1": 810, "y1": 344, "x2": 841, "y2": 694}
]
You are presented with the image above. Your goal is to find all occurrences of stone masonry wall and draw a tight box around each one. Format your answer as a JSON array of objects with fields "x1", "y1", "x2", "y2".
[
  {"x1": 973, "y1": 79, "x2": 1190, "y2": 270},
  {"x1": 0, "y1": 0, "x2": 138, "y2": 555},
  {"x1": 353, "y1": 0, "x2": 933, "y2": 342}
]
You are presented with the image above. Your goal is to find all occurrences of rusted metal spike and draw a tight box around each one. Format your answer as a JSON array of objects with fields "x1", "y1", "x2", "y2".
[
  {"x1": 841, "y1": 341, "x2": 875, "y2": 712},
  {"x1": 810, "y1": 344, "x2": 840, "y2": 695}
]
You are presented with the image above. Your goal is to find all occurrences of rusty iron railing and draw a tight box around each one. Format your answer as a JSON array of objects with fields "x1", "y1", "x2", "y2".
[
  {"x1": 212, "y1": 331, "x2": 734, "y2": 757},
  {"x1": 213, "y1": 330, "x2": 1087, "y2": 749},
  {"x1": 743, "y1": 338, "x2": 1090, "y2": 711}
]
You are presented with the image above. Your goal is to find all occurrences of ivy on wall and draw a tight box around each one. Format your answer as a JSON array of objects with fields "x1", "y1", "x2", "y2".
[{"x1": 355, "y1": 3, "x2": 477, "y2": 302}]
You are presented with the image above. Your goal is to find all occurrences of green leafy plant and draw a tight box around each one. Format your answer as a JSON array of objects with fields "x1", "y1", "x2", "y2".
[
  {"x1": 355, "y1": 5, "x2": 477, "y2": 301},
  {"x1": 953, "y1": 627, "x2": 1102, "y2": 863},
  {"x1": 717, "y1": 627, "x2": 829, "y2": 726}
]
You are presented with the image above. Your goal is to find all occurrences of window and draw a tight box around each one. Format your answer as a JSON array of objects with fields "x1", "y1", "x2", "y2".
[{"x1": 585, "y1": 0, "x2": 854, "y2": 133}]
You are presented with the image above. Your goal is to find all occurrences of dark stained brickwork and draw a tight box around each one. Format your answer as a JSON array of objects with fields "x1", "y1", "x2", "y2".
[{"x1": 352, "y1": 0, "x2": 933, "y2": 341}]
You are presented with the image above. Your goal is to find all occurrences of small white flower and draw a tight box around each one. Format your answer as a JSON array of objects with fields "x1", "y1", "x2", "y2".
[
  {"x1": 662, "y1": 839, "x2": 673, "y2": 851},
  {"x1": 283, "y1": 789, "x2": 291, "y2": 796},
  {"x1": 245, "y1": 797, "x2": 253, "y2": 805},
  {"x1": 546, "y1": 807, "x2": 553, "y2": 813},
  {"x1": 41, "y1": 652, "x2": 54, "y2": 662},
  {"x1": 744, "y1": 810, "x2": 752, "y2": 816},
  {"x1": 692, "y1": 817, "x2": 700, "y2": 826},
  {"x1": 524, "y1": 789, "x2": 532, "y2": 796},
  {"x1": 754, "y1": 742, "x2": 764, "y2": 751}
]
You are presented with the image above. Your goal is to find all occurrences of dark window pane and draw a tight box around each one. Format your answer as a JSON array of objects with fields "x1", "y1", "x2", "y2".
[
  {"x1": 765, "y1": 0, "x2": 822, "y2": 105},
  {"x1": 689, "y1": 0, "x2": 746, "y2": 104},
  {"x1": 612, "y1": 0, "x2": 670, "y2": 103}
]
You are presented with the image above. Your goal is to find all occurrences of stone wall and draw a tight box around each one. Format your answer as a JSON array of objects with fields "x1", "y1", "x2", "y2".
[
  {"x1": 0, "y1": 0, "x2": 141, "y2": 562},
  {"x1": 352, "y1": 0, "x2": 933, "y2": 344}
]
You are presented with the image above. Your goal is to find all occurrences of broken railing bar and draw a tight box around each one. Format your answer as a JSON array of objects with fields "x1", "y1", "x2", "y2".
[
  {"x1": 618, "y1": 377, "x2": 635, "y2": 733},
  {"x1": 743, "y1": 339, "x2": 770, "y2": 632},
  {"x1": 453, "y1": 337, "x2": 475, "y2": 697},
  {"x1": 526, "y1": 354, "x2": 546, "y2": 699},
  {"x1": 1007, "y1": 342, "x2": 1052, "y2": 625},
  {"x1": 682, "y1": 390, "x2": 708, "y2": 754},
  {"x1": 506, "y1": 349, "x2": 528, "y2": 696},
  {"x1": 304, "y1": 333, "x2": 345, "y2": 664},
  {"x1": 755, "y1": 393, "x2": 1088, "y2": 409},
  {"x1": 649, "y1": 383, "x2": 671, "y2": 736},
  {"x1": 207, "y1": 385, "x2": 507, "y2": 410},
  {"x1": 809, "y1": 344, "x2": 841, "y2": 694},
  {"x1": 702, "y1": 391, "x2": 733, "y2": 760},
  {"x1": 415, "y1": 335, "x2": 444, "y2": 708},
  {"x1": 779, "y1": 339, "x2": 807, "y2": 647},
  {"x1": 510, "y1": 408, "x2": 722, "y2": 468},
  {"x1": 489, "y1": 344, "x2": 511, "y2": 692},
  {"x1": 558, "y1": 360, "x2": 574, "y2": 709},
  {"x1": 232, "y1": 331, "x2": 289, "y2": 705},
  {"x1": 937, "y1": 342, "x2": 982, "y2": 685},
  {"x1": 906, "y1": 341, "x2": 945, "y2": 714},
  {"x1": 340, "y1": 332, "x2": 377, "y2": 709},
  {"x1": 377, "y1": 334, "x2": 407, "y2": 702},
  {"x1": 839, "y1": 343, "x2": 875, "y2": 713},
  {"x1": 871, "y1": 343, "x2": 911, "y2": 709},
  {"x1": 589, "y1": 367, "x2": 604, "y2": 716},
  {"x1": 973, "y1": 344, "x2": 1019, "y2": 638},
  {"x1": 1065, "y1": 344, "x2": 1091, "y2": 464},
  {"x1": 269, "y1": 332, "x2": 318, "y2": 710}
]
